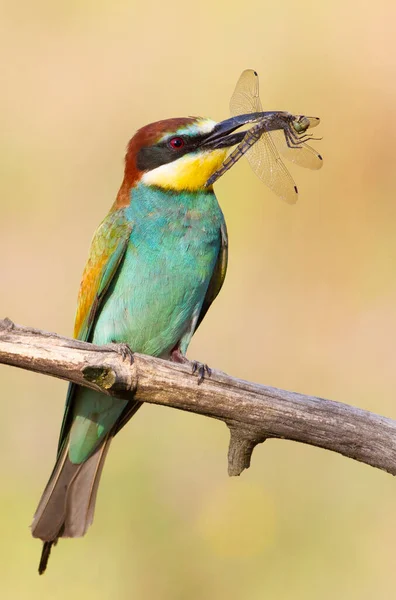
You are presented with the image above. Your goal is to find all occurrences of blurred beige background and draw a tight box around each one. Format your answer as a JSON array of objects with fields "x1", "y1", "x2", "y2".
[{"x1": 1, "y1": 0, "x2": 396, "y2": 597}]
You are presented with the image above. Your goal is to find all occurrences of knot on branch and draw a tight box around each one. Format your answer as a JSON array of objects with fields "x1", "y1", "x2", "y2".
[
  {"x1": 227, "y1": 424, "x2": 267, "y2": 477},
  {"x1": 81, "y1": 345, "x2": 137, "y2": 396},
  {"x1": 82, "y1": 366, "x2": 117, "y2": 390}
]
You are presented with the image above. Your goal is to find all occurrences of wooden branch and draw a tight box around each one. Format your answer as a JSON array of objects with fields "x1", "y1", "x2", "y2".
[{"x1": 1, "y1": 317, "x2": 396, "y2": 477}]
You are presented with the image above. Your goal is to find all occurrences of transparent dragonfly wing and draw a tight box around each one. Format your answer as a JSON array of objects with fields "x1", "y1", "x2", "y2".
[
  {"x1": 230, "y1": 70, "x2": 298, "y2": 204},
  {"x1": 230, "y1": 69, "x2": 263, "y2": 115},
  {"x1": 242, "y1": 129, "x2": 299, "y2": 204},
  {"x1": 270, "y1": 128, "x2": 323, "y2": 170},
  {"x1": 305, "y1": 116, "x2": 320, "y2": 129}
]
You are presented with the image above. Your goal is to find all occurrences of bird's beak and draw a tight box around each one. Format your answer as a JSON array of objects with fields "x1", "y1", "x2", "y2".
[{"x1": 202, "y1": 112, "x2": 263, "y2": 149}]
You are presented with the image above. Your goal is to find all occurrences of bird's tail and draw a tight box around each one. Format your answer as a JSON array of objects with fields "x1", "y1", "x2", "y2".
[{"x1": 31, "y1": 434, "x2": 112, "y2": 574}]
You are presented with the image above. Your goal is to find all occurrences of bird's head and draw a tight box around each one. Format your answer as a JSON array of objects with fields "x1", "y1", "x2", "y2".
[{"x1": 115, "y1": 114, "x2": 258, "y2": 206}]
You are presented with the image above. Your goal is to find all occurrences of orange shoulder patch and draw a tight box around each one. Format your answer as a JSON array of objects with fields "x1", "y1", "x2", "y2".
[{"x1": 74, "y1": 211, "x2": 132, "y2": 341}]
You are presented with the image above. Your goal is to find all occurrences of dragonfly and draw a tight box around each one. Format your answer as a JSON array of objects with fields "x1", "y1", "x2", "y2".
[{"x1": 206, "y1": 69, "x2": 323, "y2": 203}]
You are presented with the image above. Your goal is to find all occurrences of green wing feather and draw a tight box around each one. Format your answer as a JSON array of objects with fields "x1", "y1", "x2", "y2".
[{"x1": 57, "y1": 210, "x2": 132, "y2": 455}]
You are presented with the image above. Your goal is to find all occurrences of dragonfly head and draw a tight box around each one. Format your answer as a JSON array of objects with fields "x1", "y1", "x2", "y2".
[{"x1": 292, "y1": 115, "x2": 320, "y2": 134}]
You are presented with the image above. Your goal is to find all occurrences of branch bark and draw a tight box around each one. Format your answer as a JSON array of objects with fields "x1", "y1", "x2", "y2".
[{"x1": 1, "y1": 317, "x2": 396, "y2": 477}]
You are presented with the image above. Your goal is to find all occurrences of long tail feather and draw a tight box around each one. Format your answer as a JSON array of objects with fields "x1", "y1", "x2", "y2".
[
  {"x1": 32, "y1": 435, "x2": 112, "y2": 574},
  {"x1": 33, "y1": 398, "x2": 142, "y2": 574}
]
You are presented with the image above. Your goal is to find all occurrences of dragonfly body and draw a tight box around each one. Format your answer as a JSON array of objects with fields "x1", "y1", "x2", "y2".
[{"x1": 206, "y1": 70, "x2": 323, "y2": 203}]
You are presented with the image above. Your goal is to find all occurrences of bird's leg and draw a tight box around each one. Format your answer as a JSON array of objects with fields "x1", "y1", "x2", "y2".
[
  {"x1": 108, "y1": 341, "x2": 134, "y2": 364},
  {"x1": 170, "y1": 347, "x2": 186, "y2": 364},
  {"x1": 170, "y1": 348, "x2": 211, "y2": 386}
]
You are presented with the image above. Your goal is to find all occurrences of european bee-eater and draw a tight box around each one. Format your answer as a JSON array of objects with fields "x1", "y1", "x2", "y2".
[{"x1": 31, "y1": 113, "x2": 259, "y2": 573}]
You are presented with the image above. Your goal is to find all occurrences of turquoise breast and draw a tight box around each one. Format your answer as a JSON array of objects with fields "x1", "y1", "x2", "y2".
[{"x1": 91, "y1": 184, "x2": 225, "y2": 357}]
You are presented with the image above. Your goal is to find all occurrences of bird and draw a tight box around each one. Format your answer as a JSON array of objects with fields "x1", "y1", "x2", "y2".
[{"x1": 31, "y1": 113, "x2": 256, "y2": 574}]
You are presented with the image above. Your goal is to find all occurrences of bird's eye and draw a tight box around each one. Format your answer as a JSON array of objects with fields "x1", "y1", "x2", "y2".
[{"x1": 168, "y1": 137, "x2": 185, "y2": 150}]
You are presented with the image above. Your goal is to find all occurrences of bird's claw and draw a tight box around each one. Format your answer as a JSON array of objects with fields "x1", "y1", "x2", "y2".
[
  {"x1": 170, "y1": 349, "x2": 211, "y2": 385},
  {"x1": 109, "y1": 342, "x2": 134, "y2": 364},
  {"x1": 191, "y1": 361, "x2": 212, "y2": 385}
]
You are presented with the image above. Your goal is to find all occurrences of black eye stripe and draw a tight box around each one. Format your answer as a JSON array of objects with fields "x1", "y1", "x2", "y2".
[{"x1": 136, "y1": 132, "x2": 208, "y2": 172}]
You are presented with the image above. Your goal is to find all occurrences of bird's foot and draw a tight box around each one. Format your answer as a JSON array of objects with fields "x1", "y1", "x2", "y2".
[
  {"x1": 170, "y1": 349, "x2": 211, "y2": 385},
  {"x1": 191, "y1": 361, "x2": 212, "y2": 385},
  {"x1": 109, "y1": 342, "x2": 134, "y2": 364}
]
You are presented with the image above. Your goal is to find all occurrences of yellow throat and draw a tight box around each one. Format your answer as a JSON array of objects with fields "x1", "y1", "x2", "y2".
[{"x1": 141, "y1": 149, "x2": 227, "y2": 192}]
